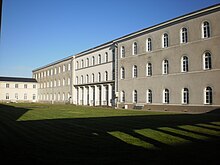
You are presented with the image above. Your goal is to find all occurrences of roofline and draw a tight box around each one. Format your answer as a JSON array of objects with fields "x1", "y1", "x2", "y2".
[
  {"x1": 0, "y1": 76, "x2": 37, "y2": 83},
  {"x1": 32, "y1": 55, "x2": 74, "y2": 72},
  {"x1": 114, "y1": 3, "x2": 220, "y2": 43}
]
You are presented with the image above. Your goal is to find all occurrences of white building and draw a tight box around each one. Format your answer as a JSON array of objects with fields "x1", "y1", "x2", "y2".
[{"x1": 0, "y1": 77, "x2": 38, "y2": 103}]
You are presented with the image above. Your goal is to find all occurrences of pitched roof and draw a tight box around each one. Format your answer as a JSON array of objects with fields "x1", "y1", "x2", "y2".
[{"x1": 0, "y1": 77, "x2": 37, "y2": 83}]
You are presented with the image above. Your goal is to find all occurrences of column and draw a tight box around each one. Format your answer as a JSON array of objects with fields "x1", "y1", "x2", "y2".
[{"x1": 101, "y1": 84, "x2": 105, "y2": 106}]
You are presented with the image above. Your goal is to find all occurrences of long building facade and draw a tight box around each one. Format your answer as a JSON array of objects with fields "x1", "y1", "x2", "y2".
[{"x1": 31, "y1": 4, "x2": 220, "y2": 112}]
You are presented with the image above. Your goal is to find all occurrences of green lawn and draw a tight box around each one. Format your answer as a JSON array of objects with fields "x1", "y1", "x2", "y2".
[{"x1": 0, "y1": 103, "x2": 220, "y2": 164}]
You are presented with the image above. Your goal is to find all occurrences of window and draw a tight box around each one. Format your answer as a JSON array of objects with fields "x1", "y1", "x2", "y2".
[
  {"x1": 47, "y1": 70, "x2": 50, "y2": 76},
  {"x1": 204, "y1": 87, "x2": 212, "y2": 104},
  {"x1": 98, "y1": 72, "x2": 101, "y2": 82},
  {"x1": 92, "y1": 73, "x2": 95, "y2": 83},
  {"x1": 86, "y1": 58, "x2": 89, "y2": 67},
  {"x1": 68, "y1": 78, "x2": 70, "y2": 85},
  {"x1": 203, "y1": 52, "x2": 212, "y2": 70},
  {"x1": 58, "y1": 66, "x2": 61, "y2": 73},
  {"x1": 162, "y1": 60, "x2": 169, "y2": 74},
  {"x1": 63, "y1": 65, "x2": 66, "y2": 72},
  {"x1": 121, "y1": 91, "x2": 125, "y2": 102},
  {"x1": 181, "y1": 56, "x2": 189, "y2": 72},
  {"x1": 15, "y1": 93, "x2": 18, "y2": 100},
  {"x1": 81, "y1": 60, "x2": 84, "y2": 68},
  {"x1": 146, "y1": 89, "x2": 152, "y2": 103},
  {"x1": 76, "y1": 61, "x2": 79, "y2": 69},
  {"x1": 181, "y1": 28, "x2": 188, "y2": 43},
  {"x1": 98, "y1": 54, "x2": 101, "y2": 64},
  {"x1": 86, "y1": 74, "x2": 89, "y2": 83},
  {"x1": 33, "y1": 84, "x2": 36, "y2": 88},
  {"x1": 63, "y1": 78, "x2": 65, "y2": 86},
  {"x1": 58, "y1": 79, "x2": 61, "y2": 86},
  {"x1": 163, "y1": 89, "x2": 169, "y2": 104},
  {"x1": 105, "y1": 53, "x2": 108, "y2": 63},
  {"x1": 6, "y1": 93, "x2": 9, "y2": 100},
  {"x1": 133, "y1": 65, "x2": 137, "y2": 78},
  {"x1": 133, "y1": 42, "x2": 138, "y2": 55},
  {"x1": 146, "y1": 38, "x2": 152, "y2": 52},
  {"x1": 121, "y1": 46, "x2": 125, "y2": 58},
  {"x1": 68, "y1": 63, "x2": 71, "y2": 71},
  {"x1": 24, "y1": 93, "x2": 27, "y2": 100},
  {"x1": 133, "y1": 90, "x2": 137, "y2": 103},
  {"x1": 105, "y1": 71, "x2": 108, "y2": 81},
  {"x1": 54, "y1": 80, "x2": 57, "y2": 87},
  {"x1": 146, "y1": 63, "x2": 152, "y2": 76},
  {"x1": 120, "y1": 67, "x2": 125, "y2": 79},
  {"x1": 182, "y1": 88, "x2": 189, "y2": 104},
  {"x1": 54, "y1": 68, "x2": 57, "y2": 74},
  {"x1": 33, "y1": 94, "x2": 36, "y2": 100},
  {"x1": 81, "y1": 76, "x2": 83, "y2": 84},
  {"x1": 202, "y1": 21, "x2": 210, "y2": 38},
  {"x1": 162, "y1": 33, "x2": 169, "y2": 48},
  {"x1": 24, "y1": 84, "x2": 27, "y2": 88},
  {"x1": 92, "y1": 56, "x2": 95, "y2": 66},
  {"x1": 6, "y1": 84, "x2": 9, "y2": 88}
]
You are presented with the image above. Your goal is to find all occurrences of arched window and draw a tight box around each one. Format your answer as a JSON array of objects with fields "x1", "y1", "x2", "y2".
[
  {"x1": 98, "y1": 72, "x2": 101, "y2": 82},
  {"x1": 162, "y1": 60, "x2": 169, "y2": 74},
  {"x1": 86, "y1": 58, "x2": 89, "y2": 67},
  {"x1": 76, "y1": 61, "x2": 79, "y2": 69},
  {"x1": 105, "y1": 52, "x2": 108, "y2": 63},
  {"x1": 105, "y1": 71, "x2": 108, "y2": 81},
  {"x1": 92, "y1": 73, "x2": 94, "y2": 83},
  {"x1": 120, "y1": 67, "x2": 125, "y2": 79},
  {"x1": 181, "y1": 56, "x2": 189, "y2": 72},
  {"x1": 98, "y1": 54, "x2": 101, "y2": 64},
  {"x1": 146, "y1": 63, "x2": 152, "y2": 76},
  {"x1": 203, "y1": 52, "x2": 212, "y2": 70},
  {"x1": 133, "y1": 90, "x2": 137, "y2": 103},
  {"x1": 81, "y1": 75, "x2": 83, "y2": 84},
  {"x1": 202, "y1": 21, "x2": 210, "y2": 38},
  {"x1": 146, "y1": 89, "x2": 152, "y2": 103},
  {"x1": 146, "y1": 38, "x2": 152, "y2": 52},
  {"x1": 86, "y1": 74, "x2": 89, "y2": 83},
  {"x1": 182, "y1": 88, "x2": 189, "y2": 104},
  {"x1": 181, "y1": 27, "x2": 188, "y2": 43},
  {"x1": 162, "y1": 33, "x2": 169, "y2": 48},
  {"x1": 163, "y1": 89, "x2": 169, "y2": 104},
  {"x1": 133, "y1": 65, "x2": 137, "y2": 78},
  {"x1": 92, "y1": 56, "x2": 95, "y2": 66},
  {"x1": 121, "y1": 46, "x2": 125, "y2": 58},
  {"x1": 121, "y1": 91, "x2": 125, "y2": 102},
  {"x1": 133, "y1": 42, "x2": 138, "y2": 55},
  {"x1": 81, "y1": 60, "x2": 84, "y2": 68},
  {"x1": 204, "y1": 87, "x2": 212, "y2": 104}
]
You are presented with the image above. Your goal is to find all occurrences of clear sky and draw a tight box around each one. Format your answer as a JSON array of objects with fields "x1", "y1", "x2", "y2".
[{"x1": 0, "y1": 0, "x2": 219, "y2": 78}]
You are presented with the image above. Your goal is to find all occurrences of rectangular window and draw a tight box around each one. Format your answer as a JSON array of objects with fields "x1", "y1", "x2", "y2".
[
  {"x1": 33, "y1": 84, "x2": 36, "y2": 88},
  {"x1": 15, "y1": 84, "x2": 18, "y2": 88},
  {"x1": 15, "y1": 93, "x2": 18, "y2": 99},
  {"x1": 24, "y1": 84, "x2": 27, "y2": 88},
  {"x1": 6, "y1": 93, "x2": 9, "y2": 100},
  {"x1": 6, "y1": 84, "x2": 9, "y2": 88},
  {"x1": 24, "y1": 93, "x2": 27, "y2": 100}
]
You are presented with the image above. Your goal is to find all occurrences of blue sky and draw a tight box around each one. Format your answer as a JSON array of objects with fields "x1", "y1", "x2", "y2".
[{"x1": 0, "y1": 0, "x2": 219, "y2": 78}]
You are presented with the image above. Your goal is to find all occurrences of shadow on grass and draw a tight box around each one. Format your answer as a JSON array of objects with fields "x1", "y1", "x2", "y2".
[{"x1": 0, "y1": 104, "x2": 220, "y2": 165}]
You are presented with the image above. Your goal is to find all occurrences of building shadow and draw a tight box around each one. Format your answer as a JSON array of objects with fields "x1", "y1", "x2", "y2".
[{"x1": 0, "y1": 104, "x2": 220, "y2": 164}]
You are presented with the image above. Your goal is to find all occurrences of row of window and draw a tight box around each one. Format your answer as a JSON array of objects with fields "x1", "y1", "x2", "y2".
[
  {"x1": 121, "y1": 87, "x2": 213, "y2": 105},
  {"x1": 5, "y1": 83, "x2": 36, "y2": 89},
  {"x1": 35, "y1": 63, "x2": 71, "y2": 79},
  {"x1": 39, "y1": 77, "x2": 71, "y2": 89},
  {"x1": 39, "y1": 92, "x2": 71, "y2": 101},
  {"x1": 76, "y1": 71, "x2": 109, "y2": 85},
  {"x1": 76, "y1": 52, "x2": 109, "y2": 69},
  {"x1": 120, "y1": 51, "x2": 212, "y2": 79},
  {"x1": 120, "y1": 21, "x2": 211, "y2": 57},
  {"x1": 5, "y1": 93, "x2": 36, "y2": 100}
]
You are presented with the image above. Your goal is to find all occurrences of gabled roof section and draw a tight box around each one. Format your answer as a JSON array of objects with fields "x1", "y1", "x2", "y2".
[{"x1": 0, "y1": 77, "x2": 37, "y2": 83}]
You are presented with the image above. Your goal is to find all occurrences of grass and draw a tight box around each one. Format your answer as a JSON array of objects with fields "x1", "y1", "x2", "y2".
[{"x1": 0, "y1": 103, "x2": 220, "y2": 164}]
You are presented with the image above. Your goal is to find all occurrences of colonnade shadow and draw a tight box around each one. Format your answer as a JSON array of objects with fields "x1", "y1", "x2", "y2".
[{"x1": 0, "y1": 104, "x2": 220, "y2": 165}]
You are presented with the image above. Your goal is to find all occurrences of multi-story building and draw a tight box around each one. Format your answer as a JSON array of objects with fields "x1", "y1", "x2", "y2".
[
  {"x1": 9, "y1": 3, "x2": 220, "y2": 112},
  {"x1": 73, "y1": 42, "x2": 115, "y2": 106},
  {"x1": 0, "y1": 77, "x2": 38, "y2": 103},
  {"x1": 115, "y1": 4, "x2": 220, "y2": 111},
  {"x1": 32, "y1": 56, "x2": 74, "y2": 103}
]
